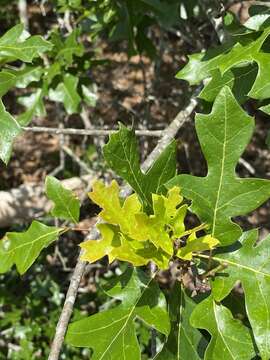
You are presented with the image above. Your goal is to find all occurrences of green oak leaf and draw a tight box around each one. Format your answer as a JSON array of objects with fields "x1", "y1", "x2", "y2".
[
  {"x1": 199, "y1": 65, "x2": 258, "y2": 104},
  {"x1": 51, "y1": 29, "x2": 84, "y2": 66},
  {"x1": 80, "y1": 223, "x2": 148, "y2": 266},
  {"x1": 133, "y1": 187, "x2": 188, "y2": 255},
  {"x1": 80, "y1": 222, "x2": 171, "y2": 269},
  {"x1": 177, "y1": 233, "x2": 219, "y2": 261},
  {"x1": 66, "y1": 268, "x2": 170, "y2": 360},
  {"x1": 86, "y1": 180, "x2": 210, "y2": 268},
  {"x1": 155, "y1": 283, "x2": 206, "y2": 360},
  {"x1": 167, "y1": 87, "x2": 270, "y2": 246},
  {"x1": 17, "y1": 89, "x2": 46, "y2": 126},
  {"x1": 177, "y1": 26, "x2": 270, "y2": 100},
  {"x1": 211, "y1": 229, "x2": 270, "y2": 360},
  {"x1": 88, "y1": 180, "x2": 142, "y2": 235},
  {"x1": 0, "y1": 221, "x2": 62, "y2": 274},
  {"x1": 259, "y1": 103, "x2": 270, "y2": 115},
  {"x1": 0, "y1": 65, "x2": 43, "y2": 97},
  {"x1": 0, "y1": 71, "x2": 17, "y2": 96},
  {"x1": 0, "y1": 237, "x2": 14, "y2": 273},
  {"x1": 103, "y1": 123, "x2": 176, "y2": 210},
  {"x1": 48, "y1": 74, "x2": 81, "y2": 114},
  {"x1": 190, "y1": 295, "x2": 256, "y2": 360},
  {"x1": 45, "y1": 175, "x2": 80, "y2": 223},
  {"x1": 0, "y1": 24, "x2": 52, "y2": 63},
  {"x1": 0, "y1": 100, "x2": 21, "y2": 164}
]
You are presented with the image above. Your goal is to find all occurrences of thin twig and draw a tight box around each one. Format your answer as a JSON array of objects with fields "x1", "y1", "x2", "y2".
[
  {"x1": 50, "y1": 123, "x2": 66, "y2": 177},
  {"x1": 47, "y1": 95, "x2": 198, "y2": 360},
  {"x1": 238, "y1": 157, "x2": 256, "y2": 175},
  {"x1": 18, "y1": 0, "x2": 29, "y2": 30},
  {"x1": 23, "y1": 126, "x2": 163, "y2": 137},
  {"x1": 62, "y1": 145, "x2": 92, "y2": 174}
]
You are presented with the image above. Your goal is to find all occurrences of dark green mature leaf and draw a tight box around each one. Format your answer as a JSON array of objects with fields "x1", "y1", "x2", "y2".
[
  {"x1": 103, "y1": 124, "x2": 176, "y2": 210},
  {"x1": 0, "y1": 24, "x2": 52, "y2": 63},
  {"x1": 45, "y1": 176, "x2": 80, "y2": 223},
  {"x1": 190, "y1": 295, "x2": 256, "y2": 359},
  {"x1": 0, "y1": 100, "x2": 21, "y2": 164},
  {"x1": 0, "y1": 221, "x2": 62, "y2": 274},
  {"x1": 155, "y1": 283, "x2": 206, "y2": 360},
  {"x1": 177, "y1": 26, "x2": 270, "y2": 100},
  {"x1": 66, "y1": 268, "x2": 170, "y2": 359},
  {"x1": 199, "y1": 65, "x2": 258, "y2": 104},
  {"x1": 52, "y1": 29, "x2": 84, "y2": 66},
  {"x1": 211, "y1": 229, "x2": 270, "y2": 359},
  {"x1": 48, "y1": 74, "x2": 81, "y2": 114},
  {"x1": 167, "y1": 87, "x2": 270, "y2": 245}
]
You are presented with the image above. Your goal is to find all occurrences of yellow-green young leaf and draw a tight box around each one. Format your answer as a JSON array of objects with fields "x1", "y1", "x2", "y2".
[
  {"x1": 89, "y1": 180, "x2": 142, "y2": 234},
  {"x1": 125, "y1": 242, "x2": 171, "y2": 269},
  {"x1": 155, "y1": 283, "x2": 207, "y2": 360},
  {"x1": 167, "y1": 87, "x2": 270, "y2": 246},
  {"x1": 80, "y1": 223, "x2": 121, "y2": 264},
  {"x1": 132, "y1": 187, "x2": 187, "y2": 255},
  {"x1": 190, "y1": 295, "x2": 256, "y2": 359},
  {"x1": 80, "y1": 223, "x2": 171, "y2": 269},
  {"x1": 86, "y1": 181, "x2": 202, "y2": 268},
  {"x1": 103, "y1": 124, "x2": 176, "y2": 210},
  {"x1": 66, "y1": 268, "x2": 170, "y2": 360},
  {"x1": 0, "y1": 24, "x2": 52, "y2": 63},
  {"x1": 177, "y1": 234, "x2": 219, "y2": 261},
  {"x1": 45, "y1": 175, "x2": 80, "y2": 223},
  {"x1": 0, "y1": 221, "x2": 62, "y2": 274},
  {"x1": 211, "y1": 229, "x2": 270, "y2": 360},
  {"x1": 0, "y1": 100, "x2": 21, "y2": 164}
]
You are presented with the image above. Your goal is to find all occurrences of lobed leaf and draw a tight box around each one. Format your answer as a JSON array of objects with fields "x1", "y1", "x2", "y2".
[
  {"x1": 167, "y1": 87, "x2": 270, "y2": 246},
  {"x1": 17, "y1": 89, "x2": 46, "y2": 126},
  {"x1": 0, "y1": 221, "x2": 62, "y2": 274},
  {"x1": 48, "y1": 74, "x2": 81, "y2": 114},
  {"x1": 66, "y1": 268, "x2": 170, "y2": 359},
  {"x1": 0, "y1": 65, "x2": 43, "y2": 97},
  {"x1": 103, "y1": 123, "x2": 176, "y2": 210},
  {"x1": 51, "y1": 29, "x2": 84, "y2": 66},
  {"x1": 191, "y1": 295, "x2": 256, "y2": 359},
  {"x1": 0, "y1": 24, "x2": 52, "y2": 63},
  {"x1": 211, "y1": 229, "x2": 270, "y2": 359},
  {"x1": 177, "y1": 25, "x2": 270, "y2": 100},
  {"x1": 45, "y1": 175, "x2": 80, "y2": 223},
  {"x1": 0, "y1": 100, "x2": 21, "y2": 164},
  {"x1": 155, "y1": 283, "x2": 206, "y2": 359},
  {"x1": 88, "y1": 180, "x2": 142, "y2": 235},
  {"x1": 177, "y1": 234, "x2": 219, "y2": 261},
  {"x1": 84, "y1": 180, "x2": 218, "y2": 268}
]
